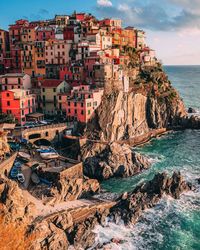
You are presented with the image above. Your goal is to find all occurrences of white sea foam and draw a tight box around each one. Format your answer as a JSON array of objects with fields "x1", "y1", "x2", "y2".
[{"x1": 91, "y1": 190, "x2": 200, "y2": 250}]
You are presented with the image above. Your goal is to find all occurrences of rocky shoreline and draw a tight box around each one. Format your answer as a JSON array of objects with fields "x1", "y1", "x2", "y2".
[{"x1": 0, "y1": 169, "x2": 193, "y2": 250}]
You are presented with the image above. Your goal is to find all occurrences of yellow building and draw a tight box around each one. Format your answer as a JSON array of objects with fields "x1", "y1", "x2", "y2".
[{"x1": 40, "y1": 79, "x2": 70, "y2": 115}]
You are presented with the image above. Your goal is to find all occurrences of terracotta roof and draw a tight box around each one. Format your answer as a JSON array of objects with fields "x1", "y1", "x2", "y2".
[{"x1": 41, "y1": 79, "x2": 63, "y2": 87}]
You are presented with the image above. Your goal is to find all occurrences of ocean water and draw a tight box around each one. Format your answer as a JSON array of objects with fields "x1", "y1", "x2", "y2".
[{"x1": 95, "y1": 66, "x2": 200, "y2": 250}]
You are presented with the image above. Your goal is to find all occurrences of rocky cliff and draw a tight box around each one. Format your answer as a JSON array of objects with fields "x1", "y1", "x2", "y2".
[
  {"x1": 81, "y1": 142, "x2": 150, "y2": 180},
  {"x1": 0, "y1": 171, "x2": 192, "y2": 250},
  {"x1": 86, "y1": 66, "x2": 187, "y2": 142},
  {"x1": 110, "y1": 171, "x2": 192, "y2": 225}
]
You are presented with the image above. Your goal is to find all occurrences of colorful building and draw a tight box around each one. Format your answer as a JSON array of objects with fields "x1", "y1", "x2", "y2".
[
  {"x1": 40, "y1": 79, "x2": 70, "y2": 115},
  {"x1": 45, "y1": 39, "x2": 72, "y2": 65},
  {"x1": 63, "y1": 85, "x2": 104, "y2": 123},
  {"x1": 0, "y1": 29, "x2": 10, "y2": 73},
  {"x1": 0, "y1": 73, "x2": 31, "y2": 91},
  {"x1": 1, "y1": 89, "x2": 36, "y2": 125}
]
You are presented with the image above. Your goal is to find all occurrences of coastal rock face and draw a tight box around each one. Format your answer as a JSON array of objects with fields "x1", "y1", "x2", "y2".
[
  {"x1": 0, "y1": 176, "x2": 35, "y2": 222},
  {"x1": 181, "y1": 115, "x2": 200, "y2": 129},
  {"x1": 30, "y1": 177, "x2": 100, "y2": 204},
  {"x1": 110, "y1": 171, "x2": 192, "y2": 224},
  {"x1": 51, "y1": 177, "x2": 100, "y2": 202},
  {"x1": 29, "y1": 206, "x2": 110, "y2": 250},
  {"x1": 82, "y1": 142, "x2": 150, "y2": 180},
  {"x1": 86, "y1": 66, "x2": 187, "y2": 142}
]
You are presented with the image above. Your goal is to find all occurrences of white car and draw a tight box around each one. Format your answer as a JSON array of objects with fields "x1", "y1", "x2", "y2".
[
  {"x1": 17, "y1": 173, "x2": 25, "y2": 183},
  {"x1": 39, "y1": 120, "x2": 48, "y2": 125}
]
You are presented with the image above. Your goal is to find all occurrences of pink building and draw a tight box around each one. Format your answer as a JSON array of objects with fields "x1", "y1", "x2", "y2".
[
  {"x1": 62, "y1": 85, "x2": 104, "y2": 123},
  {"x1": 1, "y1": 89, "x2": 36, "y2": 125},
  {"x1": 35, "y1": 27, "x2": 55, "y2": 41},
  {"x1": 45, "y1": 39, "x2": 72, "y2": 65},
  {"x1": 0, "y1": 73, "x2": 31, "y2": 91}
]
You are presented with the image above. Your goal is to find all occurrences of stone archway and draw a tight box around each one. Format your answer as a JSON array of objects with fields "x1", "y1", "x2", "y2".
[{"x1": 29, "y1": 133, "x2": 41, "y2": 140}]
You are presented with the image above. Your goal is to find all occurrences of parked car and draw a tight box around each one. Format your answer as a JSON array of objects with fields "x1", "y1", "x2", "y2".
[
  {"x1": 39, "y1": 120, "x2": 49, "y2": 125},
  {"x1": 24, "y1": 122, "x2": 38, "y2": 129},
  {"x1": 17, "y1": 173, "x2": 25, "y2": 183}
]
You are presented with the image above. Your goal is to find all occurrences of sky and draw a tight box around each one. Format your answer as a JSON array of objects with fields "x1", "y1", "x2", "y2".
[{"x1": 1, "y1": 0, "x2": 200, "y2": 65}]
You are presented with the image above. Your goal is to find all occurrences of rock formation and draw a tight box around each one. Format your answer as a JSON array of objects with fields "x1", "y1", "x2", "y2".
[
  {"x1": 81, "y1": 142, "x2": 150, "y2": 180},
  {"x1": 0, "y1": 171, "x2": 192, "y2": 250},
  {"x1": 0, "y1": 176, "x2": 35, "y2": 223},
  {"x1": 86, "y1": 66, "x2": 187, "y2": 142},
  {"x1": 110, "y1": 171, "x2": 192, "y2": 224}
]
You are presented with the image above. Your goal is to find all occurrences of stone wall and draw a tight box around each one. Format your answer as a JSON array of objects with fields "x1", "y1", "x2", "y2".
[
  {"x1": 60, "y1": 162, "x2": 83, "y2": 179},
  {"x1": 0, "y1": 153, "x2": 17, "y2": 175}
]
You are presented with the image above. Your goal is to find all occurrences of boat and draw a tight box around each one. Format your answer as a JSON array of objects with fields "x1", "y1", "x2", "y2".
[
  {"x1": 40, "y1": 151, "x2": 59, "y2": 160},
  {"x1": 18, "y1": 151, "x2": 31, "y2": 160},
  {"x1": 10, "y1": 161, "x2": 22, "y2": 178},
  {"x1": 31, "y1": 172, "x2": 40, "y2": 184},
  {"x1": 37, "y1": 146, "x2": 56, "y2": 153},
  {"x1": 17, "y1": 173, "x2": 25, "y2": 183}
]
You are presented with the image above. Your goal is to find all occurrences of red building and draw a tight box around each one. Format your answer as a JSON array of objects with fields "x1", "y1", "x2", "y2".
[
  {"x1": 63, "y1": 26, "x2": 74, "y2": 41},
  {"x1": 1, "y1": 89, "x2": 36, "y2": 125},
  {"x1": 62, "y1": 85, "x2": 104, "y2": 123},
  {"x1": 0, "y1": 29, "x2": 10, "y2": 73},
  {"x1": 9, "y1": 19, "x2": 29, "y2": 71}
]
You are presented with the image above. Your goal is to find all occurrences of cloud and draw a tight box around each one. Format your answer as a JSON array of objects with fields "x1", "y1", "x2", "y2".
[
  {"x1": 39, "y1": 9, "x2": 49, "y2": 16},
  {"x1": 96, "y1": 0, "x2": 200, "y2": 31},
  {"x1": 30, "y1": 8, "x2": 49, "y2": 21},
  {"x1": 97, "y1": 0, "x2": 112, "y2": 7}
]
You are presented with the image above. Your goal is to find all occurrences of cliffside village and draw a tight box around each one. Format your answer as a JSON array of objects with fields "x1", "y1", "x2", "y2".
[
  {"x1": 0, "y1": 12, "x2": 157, "y2": 125},
  {"x1": 0, "y1": 12, "x2": 158, "y2": 190}
]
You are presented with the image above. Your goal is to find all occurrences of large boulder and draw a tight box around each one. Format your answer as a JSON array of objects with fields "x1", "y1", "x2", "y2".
[{"x1": 82, "y1": 142, "x2": 150, "y2": 180}]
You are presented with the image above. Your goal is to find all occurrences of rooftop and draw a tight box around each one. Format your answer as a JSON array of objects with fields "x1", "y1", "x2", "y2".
[
  {"x1": 41, "y1": 79, "x2": 64, "y2": 87},
  {"x1": 0, "y1": 73, "x2": 27, "y2": 78}
]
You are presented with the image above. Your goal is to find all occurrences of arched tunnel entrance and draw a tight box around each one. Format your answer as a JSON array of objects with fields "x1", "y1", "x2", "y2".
[
  {"x1": 34, "y1": 139, "x2": 51, "y2": 147},
  {"x1": 29, "y1": 133, "x2": 41, "y2": 140}
]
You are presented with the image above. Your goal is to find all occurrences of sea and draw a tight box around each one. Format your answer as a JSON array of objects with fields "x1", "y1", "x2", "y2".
[{"x1": 93, "y1": 66, "x2": 200, "y2": 250}]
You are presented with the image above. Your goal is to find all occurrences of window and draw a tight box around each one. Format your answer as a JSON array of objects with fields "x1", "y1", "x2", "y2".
[
  {"x1": 22, "y1": 110, "x2": 24, "y2": 116},
  {"x1": 68, "y1": 108, "x2": 71, "y2": 113},
  {"x1": 93, "y1": 101, "x2": 97, "y2": 106},
  {"x1": 81, "y1": 102, "x2": 84, "y2": 107},
  {"x1": 59, "y1": 96, "x2": 61, "y2": 100},
  {"x1": 42, "y1": 88, "x2": 45, "y2": 92},
  {"x1": 88, "y1": 110, "x2": 91, "y2": 115},
  {"x1": 7, "y1": 101, "x2": 10, "y2": 106},
  {"x1": 6, "y1": 93, "x2": 9, "y2": 97},
  {"x1": 74, "y1": 109, "x2": 77, "y2": 114},
  {"x1": 54, "y1": 96, "x2": 56, "y2": 103},
  {"x1": 68, "y1": 101, "x2": 70, "y2": 106},
  {"x1": 53, "y1": 88, "x2": 56, "y2": 92},
  {"x1": 81, "y1": 110, "x2": 84, "y2": 115},
  {"x1": 87, "y1": 102, "x2": 91, "y2": 107},
  {"x1": 5, "y1": 78, "x2": 8, "y2": 84},
  {"x1": 74, "y1": 102, "x2": 77, "y2": 107}
]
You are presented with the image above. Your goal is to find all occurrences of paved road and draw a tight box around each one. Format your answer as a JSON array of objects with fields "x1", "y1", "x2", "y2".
[{"x1": 21, "y1": 165, "x2": 32, "y2": 189}]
